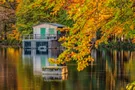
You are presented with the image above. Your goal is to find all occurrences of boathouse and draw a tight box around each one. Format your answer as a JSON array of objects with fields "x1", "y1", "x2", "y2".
[{"x1": 22, "y1": 23, "x2": 64, "y2": 49}]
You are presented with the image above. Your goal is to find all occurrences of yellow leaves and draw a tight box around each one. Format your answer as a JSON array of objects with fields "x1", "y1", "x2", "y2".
[
  {"x1": 46, "y1": 0, "x2": 66, "y2": 15},
  {"x1": 126, "y1": 81, "x2": 135, "y2": 90},
  {"x1": 59, "y1": 36, "x2": 66, "y2": 42},
  {"x1": 57, "y1": 27, "x2": 69, "y2": 32},
  {"x1": 47, "y1": 0, "x2": 135, "y2": 71},
  {"x1": 0, "y1": 0, "x2": 16, "y2": 3},
  {"x1": 99, "y1": 14, "x2": 112, "y2": 21},
  {"x1": 95, "y1": 40, "x2": 100, "y2": 48},
  {"x1": 112, "y1": 26, "x2": 123, "y2": 36},
  {"x1": 72, "y1": 0, "x2": 85, "y2": 3},
  {"x1": 0, "y1": 0, "x2": 20, "y2": 6},
  {"x1": 49, "y1": 58, "x2": 61, "y2": 64},
  {"x1": 16, "y1": 0, "x2": 23, "y2": 12},
  {"x1": 7, "y1": 29, "x2": 21, "y2": 41},
  {"x1": 130, "y1": 24, "x2": 134, "y2": 30},
  {"x1": 77, "y1": 55, "x2": 94, "y2": 71}
]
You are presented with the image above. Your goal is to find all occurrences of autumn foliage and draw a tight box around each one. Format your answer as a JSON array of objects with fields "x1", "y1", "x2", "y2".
[
  {"x1": 47, "y1": 0, "x2": 135, "y2": 71},
  {"x1": 1, "y1": 0, "x2": 135, "y2": 71}
]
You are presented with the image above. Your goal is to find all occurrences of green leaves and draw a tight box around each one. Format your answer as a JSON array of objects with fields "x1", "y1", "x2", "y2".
[
  {"x1": 15, "y1": 0, "x2": 135, "y2": 71},
  {"x1": 16, "y1": 0, "x2": 73, "y2": 34}
]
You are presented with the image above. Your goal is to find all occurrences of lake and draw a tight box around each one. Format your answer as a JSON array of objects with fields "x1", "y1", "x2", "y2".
[{"x1": 0, "y1": 47, "x2": 135, "y2": 90}]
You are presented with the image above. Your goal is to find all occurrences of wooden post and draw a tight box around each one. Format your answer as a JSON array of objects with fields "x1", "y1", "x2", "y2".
[{"x1": 4, "y1": 24, "x2": 7, "y2": 45}]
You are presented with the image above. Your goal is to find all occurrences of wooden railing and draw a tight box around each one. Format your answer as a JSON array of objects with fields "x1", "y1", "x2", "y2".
[{"x1": 22, "y1": 34, "x2": 57, "y2": 40}]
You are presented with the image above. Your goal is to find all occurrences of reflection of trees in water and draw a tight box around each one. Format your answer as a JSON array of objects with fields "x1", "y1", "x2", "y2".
[
  {"x1": 0, "y1": 48, "x2": 135, "y2": 90},
  {"x1": 91, "y1": 49, "x2": 106, "y2": 90},
  {"x1": 0, "y1": 48, "x2": 17, "y2": 90},
  {"x1": 87, "y1": 49, "x2": 133, "y2": 90},
  {"x1": 45, "y1": 48, "x2": 134, "y2": 90},
  {"x1": 98, "y1": 49, "x2": 132, "y2": 90}
]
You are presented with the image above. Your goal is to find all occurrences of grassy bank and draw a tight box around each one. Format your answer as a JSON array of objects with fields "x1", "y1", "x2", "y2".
[
  {"x1": 98, "y1": 42, "x2": 135, "y2": 50},
  {"x1": 0, "y1": 40, "x2": 22, "y2": 47}
]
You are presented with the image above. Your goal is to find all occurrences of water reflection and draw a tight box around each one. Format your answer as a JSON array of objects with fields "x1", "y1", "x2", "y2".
[
  {"x1": 0, "y1": 48, "x2": 19, "y2": 90},
  {"x1": 1, "y1": 48, "x2": 135, "y2": 90},
  {"x1": 90, "y1": 49, "x2": 134, "y2": 90},
  {"x1": 22, "y1": 49, "x2": 68, "y2": 81},
  {"x1": 22, "y1": 49, "x2": 57, "y2": 76},
  {"x1": 42, "y1": 74, "x2": 68, "y2": 81}
]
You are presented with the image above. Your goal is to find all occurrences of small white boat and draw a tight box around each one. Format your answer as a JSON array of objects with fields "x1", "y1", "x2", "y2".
[{"x1": 38, "y1": 46, "x2": 47, "y2": 52}]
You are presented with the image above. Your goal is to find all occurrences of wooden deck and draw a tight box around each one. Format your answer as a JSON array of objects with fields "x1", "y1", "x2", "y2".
[{"x1": 42, "y1": 66, "x2": 68, "y2": 75}]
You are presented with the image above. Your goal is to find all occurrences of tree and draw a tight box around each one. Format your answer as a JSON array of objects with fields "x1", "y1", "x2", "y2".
[
  {"x1": 47, "y1": 0, "x2": 135, "y2": 71},
  {"x1": 16, "y1": 0, "x2": 73, "y2": 34},
  {"x1": 0, "y1": 5, "x2": 15, "y2": 41},
  {"x1": 1, "y1": 0, "x2": 73, "y2": 43},
  {"x1": 0, "y1": 0, "x2": 23, "y2": 45}
]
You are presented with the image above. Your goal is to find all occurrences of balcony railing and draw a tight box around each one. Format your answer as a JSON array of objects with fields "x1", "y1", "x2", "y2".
[{"x1": 22, "y1": 34, "x2": 57, "y2": 40}]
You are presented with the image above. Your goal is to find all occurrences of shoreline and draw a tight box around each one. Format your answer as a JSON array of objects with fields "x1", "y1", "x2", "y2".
[
  {"x1": 0, "y1": 44, "x2": 22, "y2": 48},
  {"x1": 0, "y1": 42, "x2": 135, "y2": 50}
]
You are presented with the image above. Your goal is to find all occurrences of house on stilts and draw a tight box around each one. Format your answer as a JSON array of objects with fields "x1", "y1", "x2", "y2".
[
  {"x1": 22, "y1": 23, "x2": 64, "y2": 50},
  {"x1": 22, "y1": 23, "x2": 68, "y2": 80}
]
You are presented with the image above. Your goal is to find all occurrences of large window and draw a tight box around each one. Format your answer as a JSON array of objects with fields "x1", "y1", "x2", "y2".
[
  {"x1": 24, "y1": 41, "x2": 31, "y2": 49},
  {"x1": 49, "y1": 28, "x2": 55, "y2": 35}
]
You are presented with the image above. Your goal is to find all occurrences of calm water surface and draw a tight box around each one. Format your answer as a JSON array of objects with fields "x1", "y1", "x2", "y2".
[{"x1": 0, "y1": 48, "x2": 135, "y2": 90}]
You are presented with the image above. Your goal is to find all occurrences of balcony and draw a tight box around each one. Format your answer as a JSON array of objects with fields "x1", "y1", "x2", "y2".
[{"x1": 22, "y1": 34, "x2": 57, "y2": 41}]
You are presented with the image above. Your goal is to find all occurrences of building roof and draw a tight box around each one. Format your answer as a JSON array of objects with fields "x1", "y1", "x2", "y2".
[{"x1": 33, "y1": 23, "x2": 65, "y2": 28}]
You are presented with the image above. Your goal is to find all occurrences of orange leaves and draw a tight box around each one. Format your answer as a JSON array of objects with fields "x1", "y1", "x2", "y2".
[
  {"x1": 99, "y1": 14, "x2": 112, "y2": 21},
  {"x1": 130, "y1": 24, "x2": 134, "y2": 30},
  {"x1": 131, "y1": 31, "x2": 135, "y2": 43},
  {"x1": 69, "y1": 0, "x2": 85, "y2": 3},
  {"x1": 16, "y1": 0, "x2": 22, "y2": 3},
  {"x1": 0, "y1": 0, "x2": 4, "y2": 4},
  {"x1": 132, "y1": 38, "x2": 135, "y2": 43},
  {"x1": 59, "y1": 36, "x2": 66, "y2": 42},
  {"x1": 77, "y1": 55, "x2": 94, "y2": 71},
  {"x1": 8, "y1": 29, "x2": 21, "y2": 41},
  {"x1": 46, "y1": 0, "x2": 66, "y2": 15},
  {"x1": 46, "y1": 0, "x2": 135, "y2": 71},
  {"x1": 57, "y1": 27, "x2": 69, "y2": 32},
  {"x1": 113, "y1": 27, "x2": 123, "y2": 36}
]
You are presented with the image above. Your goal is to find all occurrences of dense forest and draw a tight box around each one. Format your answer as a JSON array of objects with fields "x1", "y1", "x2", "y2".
[
  {"x1": 1, "y1": 0, "x2": 135, "y2": 70},
  {"x1": 0, "y1": 0, "x2": 73, "y2": 45}
]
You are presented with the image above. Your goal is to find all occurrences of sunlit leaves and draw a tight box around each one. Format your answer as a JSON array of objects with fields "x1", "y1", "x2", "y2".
[
  {"x1": 126, "y1": 81, "x2": 135, "y2": 90},
  {"x1": 45, "y1": 0, "x2": 135, "y2": 71},
  {"x1": 8, "y1": 29, "x2": 21, "y2": 41},
  {"x1": 16, "y1": 0, "x2": 73, "y2": 34}
]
